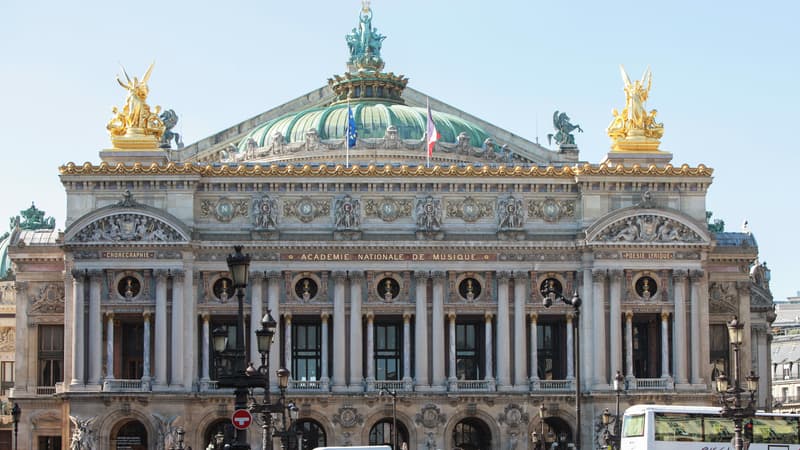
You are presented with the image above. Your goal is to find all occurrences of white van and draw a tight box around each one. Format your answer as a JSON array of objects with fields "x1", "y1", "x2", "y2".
[{"x1": 313, "y1": 446, "x2": 392, "y2": 450}]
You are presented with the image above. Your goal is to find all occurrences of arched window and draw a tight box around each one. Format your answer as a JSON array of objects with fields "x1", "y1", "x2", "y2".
[
  {"x1": 453, "y1": 418, "x2": 491, "y2": 450},
  {"x1": 113, "y1": 420, "x2": 148, "y2": 450},
  {"x1": 369, "y1": 418, "x2": 409, "y2": 449},
  {"x1": 296, "y1": 419, "x2": 327, "y2": 450}
]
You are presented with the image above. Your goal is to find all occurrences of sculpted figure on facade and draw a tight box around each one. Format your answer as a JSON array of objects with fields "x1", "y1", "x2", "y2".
[
  {"x1": 335, "y1": 195, "x2": 361, "y2": 230},
  {"x1": 346, "y1": 0, "x2": 386, "y2": 71},
  {"x1": 253, "y1": 195, "x2": 279, "y2": 230},
  {"x1": 497, "y1": 195, "x2": 524, "y2": 230},
  {"x1": 607, "y1": 65, "x2": 664, "y2": 148},
  {"x1": 548, "y1": 110, "x2": 583, "y2": 147},
  {"x1": 107, "y1": 63, "x2": 165, "y2": 143},
  {"x1": 597, "y1": 215, "x2": 701, "y2": 243},
  {"x1": 416, "y1": 196, "x2": 442, "y2": 232},
  {"x1": 159, "y1": 109, "x2": 184, "y2": 149},
  {"x1": 74, "y1": 214, "x2": 183, "y2": 243},
  {"x1": 11, "y1": 202, "x2": 56, "y2": 230},
  {"x1": 69, "y1": 415, "x2": 96, "y2": 450}
]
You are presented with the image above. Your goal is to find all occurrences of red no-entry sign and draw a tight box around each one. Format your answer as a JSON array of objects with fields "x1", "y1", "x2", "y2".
[{"x1": 231, "y1": 409, "x2": 253, "y2": 430}]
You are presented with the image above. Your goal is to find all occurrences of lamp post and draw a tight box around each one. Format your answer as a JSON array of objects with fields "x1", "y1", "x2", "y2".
[
  {"x1": 251, "y1": 311, "x2": 279, "y2": 450},
  {"x1": 601, "y1": 371, "x2": 625, "y2": 449},
  {"x1": 11, "y1": 403, "x2": 20, "y2": 450},
  {"x1": 380, "y1": 388, "x2": 398, "y2": 450},
  {"x1": 214, "y1": 245, "x2": 265, "y2": 450},
  {"x1": 715, "y1": 316, "x2": 759, "y2": 450},
  {"x1": 542, "y1": 280, "x2": 581, "y2": 449}
]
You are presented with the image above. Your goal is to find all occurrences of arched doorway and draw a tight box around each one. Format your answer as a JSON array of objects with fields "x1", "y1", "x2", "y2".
[
  {"x1": 452, "y1": 418, "x2": 491, "y2": 450},
  {"x1": 296, "y1": 419, "x2": 327, "y2": 450},
  {"x1": 540, "y1": 416, "x2": 574, "y2": 449},
  {"x1": 111, "y1": 420, "x2": 148, "y2": 450},
  {"x1": 203, "y1": 418, "x2": 233, "y2": 450},
  {"x1": 369, "y1": 418, "x2": 409, "y2": 449}
]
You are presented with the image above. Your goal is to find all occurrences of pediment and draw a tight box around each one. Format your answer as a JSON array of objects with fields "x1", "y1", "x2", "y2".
[
  {"x1": 65, "y1": 199, "x2": 190, "y2": 245},
  {"x1": 586, "y1": 208, "x2": 710, "y2": 245}
]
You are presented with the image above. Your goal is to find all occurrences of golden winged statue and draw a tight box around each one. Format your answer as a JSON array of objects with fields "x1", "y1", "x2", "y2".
[
  {"x1": 107, "y1": 62, "x2": 165, "y2": 149},
  {"x1": 607, "y1": 65, "x2": 664, "y2": 152}
]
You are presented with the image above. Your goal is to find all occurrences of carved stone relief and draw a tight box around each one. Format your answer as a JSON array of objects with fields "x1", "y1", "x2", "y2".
[
  {"x1": 29, "y1": 283, "x2": 65, "y2": 314},
  {"x1": 284, "y1": 197, "x2": 330, "y2": 223},
  {"x1": 415, "y1": 404, "x2": 446, "y2": 428},
  {"x1": 415, "y1": 196, "x2": 442, "y2": 231},
  {"x1": 252, "y1": 195, "x2": 279, "y2": 230},
  {"x1": 498, "y1": 404, "x2": 528, "y2": 428},
  {"x1": 332, "y1": 405, "x2": 364, "y2": 428},
  {"x1": 0, "y1": 327, "x2": 15, "y2": 352},
  {"x1": 334, "y1": 195, "x2": 361, "y2": 230},
  {"x1": 74, "y1": 214, "x2": 184, "y2": 242},
  {"x1": 496, "y1": 195, "x2": 524, "y2": 230},
  {"x1": 709, "y1": 281, "x2": 738, "y2": 314},
  {"x1": 364, "y1": 197, "x2": 412, "y2": 222},
  {"x1": 200, "y1": 197, "x2": 249, "y2": 222},
  {"x1": 446, "y1": 197, "x2": 493, "y2": 222},
  {"x1": 595, "y1": 215, "x2": 702, "y2": 243},
  {"x1": 528, "y1": 198, "x2": 575, "y2": 222}
]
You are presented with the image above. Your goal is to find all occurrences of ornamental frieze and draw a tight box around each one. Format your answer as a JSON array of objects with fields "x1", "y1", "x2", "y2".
[
  {"x1": 29, "y1": 283, "x2": 65, "y2": 314},
  {"x1": 283, "y1": 197, "x2": 330, "y2": 223},
  {"x1": 415, "y1": 404, "x2": 446, "y2": 428},
  {"x1": 364, "y1": 198, "x2": 412, "y2": 222},
  {"x1": 0, "y1": 284, "x2": 14, "y2": 305},
  {"x1": 498, "y1": 404, "x2": 528, "y2": 428},
  {"x1": 595, "y1": 215, "x2": 702, "y2": 243},
  {"x1": 332, "y1": 405, "x2": 364, "y2": 428},
  {"x1": 252, "y1": 195, "x2": 279, "y2": 229},
  {"x1": 446, "y1": 197, "x2": 493, "y2": 222},
  {"x1": 528, "y1": 198, "x2": 575, "y2": 222},
  {"x1": 200, "y1": 197, "x2": 248, "y2": 222},
  {"x1": 74, "y1": 213, "x2": 184, "y2": 242}
]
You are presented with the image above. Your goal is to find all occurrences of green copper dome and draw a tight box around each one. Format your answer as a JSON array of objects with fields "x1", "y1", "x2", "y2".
[{"x1": 238, "y1": 101, "x2": 490, "y2": 152}]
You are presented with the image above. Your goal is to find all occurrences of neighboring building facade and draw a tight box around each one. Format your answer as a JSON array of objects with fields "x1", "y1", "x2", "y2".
[
  {"x1": 10, "y1": 4, "x2": 775, "y2": 450},
  {"x1": 770, "y1": 295, "x2": 800, "y2": 413}
]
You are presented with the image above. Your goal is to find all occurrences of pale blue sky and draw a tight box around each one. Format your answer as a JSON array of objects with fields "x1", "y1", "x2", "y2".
[{"x1": 1, "y1": 1, "x2": 797, "y2": 299}]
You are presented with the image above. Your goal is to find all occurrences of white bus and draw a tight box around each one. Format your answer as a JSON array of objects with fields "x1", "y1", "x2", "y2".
[{"x1": 620, "y1": 404, "x2": 800, "y2": 450}]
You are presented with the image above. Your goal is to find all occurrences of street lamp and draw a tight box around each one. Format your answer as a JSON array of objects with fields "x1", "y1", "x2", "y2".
[
  {"x1": 214, "y1": 245, "x2": 265, "y2": 450},
  {"x1": 542, "y1": 279, "x2": 581, "y2": 449},
  {"x1": 11, "y1": 403, "x2": 20, "y2": 450},
  {"x1": 380, "y1": 388, "x2": 398, "y2": 450},
  {"x1": 715, "y1": 316, "x2": 759, "y2": 450},
  {"x1": 253, "y1": 311, "x2": 278, "y2": 450},
  {"x1": 601, "y1": 370, "x2": 626, "y2": 449}
]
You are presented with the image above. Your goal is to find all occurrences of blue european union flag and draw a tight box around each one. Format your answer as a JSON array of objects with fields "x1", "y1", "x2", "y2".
[{"x1": 346, "y1": 105, "x2": 358, "y2": 148}]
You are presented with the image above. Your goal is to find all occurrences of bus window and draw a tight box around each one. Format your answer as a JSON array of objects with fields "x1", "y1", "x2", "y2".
[
  {"x1": 750, "y1": 416, "x2": 800, "y2": 444},
  {"x1": 654, "y1": 413, "x2": 702, "y2": 442},
  {"x1": 703, "y1": 417, "x2": 734, "y2": 442},
  {"x1": 622, "y1": 414, "x2": 644, "y2": 438}
]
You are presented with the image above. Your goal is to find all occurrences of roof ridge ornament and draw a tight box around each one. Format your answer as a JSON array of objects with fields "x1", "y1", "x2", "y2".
[{"x1": 346, "y1": 1, "x2": 386, "y2": 72}]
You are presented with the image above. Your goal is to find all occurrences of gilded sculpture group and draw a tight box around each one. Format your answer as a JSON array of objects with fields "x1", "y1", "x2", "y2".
[{"x1": 607, "y1": 65, "x2": 665, "y2": 144}]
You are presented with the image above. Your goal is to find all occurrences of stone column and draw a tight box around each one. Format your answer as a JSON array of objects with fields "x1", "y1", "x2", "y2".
[
  {"x1": 414, "y1": 271, "x2": 429, "y2": 388},
  {"x1": 513, "y1": 272, "x2": 528, "y2": 389},
  {"x1": 88, "y1": 270, "x2": 103, "y2": 387},
  {"x1": 332, "y1": 271, "x2": 347, "y2": 391},
  {"x1": 529, "y1": 313, "x2": 539, "y2": 383},
  {"x1": 484, "y1": 312, "x2": 494, "y2": 382},
  {"x1": 581, "y1": 259, "x2": 594, "y2": 391},
  {"x1": 592, "y1": 270, "x2": 607, "y2": 386},
  {"x1": 432, "y1": 271, "x2": 446, "y2": 390},
  {"x1": 625, "y1": 311, "x2": 634, "y2": 378},
  {"x1": 403, "y1": 312, "x2": 412, "y2": 382},
  {"x1": 154, "y1": 270, "x2": 168, "y2": 387},
  {"x1": 70, "y1": 270, "x2": 85, "y2": 386},
  {"x1": 496, "y1": 271, "x2": 510, "y2": 389},
  {"x1": 349, "y1": 271, "x2": 364, "y2": 389},
  {"x1": 320, "y1": 313, "x2": 330, "y2": 385},
  {"x1": 201, "y1": 313, "x2": 210, "y2": 381},
  {"x1": 661, "y1": 312, "x2": 670, "y2": 378},
  {"x1": 690, "y1": 271, "x2": 702, "y2": 384},
  {"x1": 250, "y1": 271, "x2": 265, "y2": 368},
  {"x1": 171, "y1": 270, "x2": 185, "y2": 386},
  {"x1": 448, "y1": 312, "x2": 457, "y2": 383},
  {"x1": 672, "y1": 270, "x2": 688, "y2": 384},
  {"x1": 609, "y1": 270, "x2": 623, "y2": 380},
  {"x1": 566, "y1": 312, "x2": 574, "y2": 380},
  {"x1": 267, "y1": 271, "x2": 282, "y2": 389},
  {"x1": 737, "y1": 281, "x2": 752, "y2": 380},
  {"x1": 142, "y1": 311, "x2": 152, "y2": 385},
  {"x1": 366, "y1": 312, "x2": 375, "y2": 382},
  {"x1": 284, "y1": 313, "x2": 293, "y2": 372},
  {"x1": 105, "y1": 313, "x2": 114, "y2": 381}
]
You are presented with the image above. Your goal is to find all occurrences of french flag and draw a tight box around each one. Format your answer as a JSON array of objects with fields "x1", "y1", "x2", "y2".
[{"x1": 426, "y1": 99, "x2": 439, "y2": 158}]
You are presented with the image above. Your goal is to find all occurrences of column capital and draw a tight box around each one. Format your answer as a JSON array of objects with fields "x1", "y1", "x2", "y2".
[
  {"x1": 431, "y1": 271, "x2": 446, "y2": 281},
  {"x1": 625, "y1": 311, "x2": 634, "y2": 321},
  {"x1": 266, "y1": 270, "x2": 282, "y2": 280},
  {"x1": 661, "y1": 311, "x2": 670, "y2": 321},
  {"x1": 447, "y1": 311, "x2": 457, "y2": 321},
  {"x1": 284, "y1": 312, "x2": 293, "y2": 322},
  {"x1": 71, "y1": 268, "x2": 85, "y2": 280},
  {"x1": 332, "y1": 271, "x2": 348, "y2": 281},
  {"x1": 143, "y1": 310, "x2": 153, "y2": 321},
  {"x1": 689, "y1": 269, "x2": 705, "y2": 279},
  {"x1": 513, "y1": 270, "x2": 529, "y2": 281},
  {"x1": 483, "y1": 311, "x2": 494, "y2": 321},
  {"x1": 592, "y1": 269, "x2": 607, "y2": 282},
  {"x1": 105, "y1": 312, "x2": 115, "y2": 320},
  {"x1": 529, "y1": 312, "x2": 538, "y2": 322},
  {"x1": 736, "y1": 281, "x2": 751, "y2": 295},
  {"x1": 496, "y1": 271, "x2": 512, "y2": 282},
  {"x1": 609, "y1": 269, "x2": 624, "y2": 281},
  {"x1": 250, "y1": 270, "x2": 265, "y2": 281},
  {"x1": 566, "y1": 312, "x2": 574, "y2": 322},
  {"x1": 365, "y1": 311, "x2": 375, "y2": 321},
  {"x1": 87, "y1": 269, "x2": 103, "y2": 279},
  {"x1": 349, "y1": 270, "x2": 365, "y2": 282},
  {"x1": 200, "y1": 312, "x2": 210, "y2": 322},
  {"x1": 320, "y1": 312, "x2": 330, "y2": 321},
  {"x1": 414, "y1": 270, "x2": 429, "y2": 282},
  {"x1": 672, "y1": 269, "x2": 689, "y2": 282},
  {"x1": 170, "y1": 269, "x2": 185, "y2": 281},
  {"x1": 403, "y1": 312, "x2": 412, "y2": 321},
  {"x1": 154, "y1": 269, "x2": 170, "y2": 280}
]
